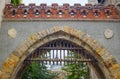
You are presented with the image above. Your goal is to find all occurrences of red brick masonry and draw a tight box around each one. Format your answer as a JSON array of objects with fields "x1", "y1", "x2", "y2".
[{"x1": 3, "y1": 3, "x2": 120, "y2": 20}]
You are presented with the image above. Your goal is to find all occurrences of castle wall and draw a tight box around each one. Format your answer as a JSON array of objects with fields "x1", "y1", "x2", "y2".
[
  {"x1": 0, "y1": 0, "x2": 5, "y2": 28},
  {"x1": 0, "y1": 20, "x2": 120, "y2": 68}
]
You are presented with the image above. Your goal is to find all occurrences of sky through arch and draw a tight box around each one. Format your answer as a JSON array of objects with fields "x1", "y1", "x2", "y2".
[{"x1": 22, "y1": 0, "x2": 88, "y2": 6}]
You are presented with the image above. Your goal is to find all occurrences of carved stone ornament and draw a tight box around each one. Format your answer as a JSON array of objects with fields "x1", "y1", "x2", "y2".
[
  {"x1": 104, "y1": 29, "x2": 113, "y2": 39},
  {"x1": 8, "y1": 28, "x2": 17, "y2": 38}
]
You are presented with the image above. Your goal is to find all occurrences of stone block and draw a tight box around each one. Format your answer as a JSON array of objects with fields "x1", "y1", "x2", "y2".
[
  {"x1": 110, "y1": 63, "x2": 120, "y2": 74},
  {"x1": 2, "y1": 59, "x2": 14, "y2": 73},
  {"x1": 0, "y1": 71, "x2": 2, "y2": 79},
  {"x1": 12, "y1": 51, "x2": 23, "y2": 58},
  {"x1": 96, "y1": 47, "x2": 103, "y2": 54},
  {"x1": 73, "y1": 30, "x2": 83, "y2": 38},
  {"x1": 90, "y1": 39, "x2": 97, "y2": 48},
  {"x1": 83, "y1": 44, "x2": 93, "y2": 53},
  {"x1": 53, "y1": 26, "x2": 60, "y2": 32},
  {"x1": 1, "y1": 72, "x2": 10, "y2": 79},
  {"x1": 29, "y1": 34, "x2": 37, "y2": 43},
  {"x1": 24, "y1": 39, "x2": 33, "y2": 48},
  {"x1": 42, "y1": 37, "x2": 49, "y2": 45},
  {"x1": 115, "y1": 71, "x2": 120, "y2": 79},
  {"x1": 81, "y1": 34, "x2": 91, "y2": 43},
  {"x1": 102, "y1": 53, "x2": 113, "y2": 61},
  {"x1": 97, "y1": 48, "x2": 107, "y2": 57},
  {"x1": 72, "y1": 38, "x2": 82, "y2": 46},
  {"x1": 103, "y1": 56, "x2": 117, "y2": 69},
  {"x1": 2, "y1": 54, "x2": 19, "y2": 74},
  {"x1": 31, "y1": 33, "x2": 40, "y2": 41},
  {"x1": 63, "y1": 26, "x2": 74, "y2": 34},
  {"x1": 41, "y1": 30, "x2": 48, "y2": 37}
]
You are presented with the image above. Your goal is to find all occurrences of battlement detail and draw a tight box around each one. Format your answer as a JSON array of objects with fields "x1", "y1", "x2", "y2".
[{"x1": 3, "y1": 3, "x2": 120, "y2": 21}]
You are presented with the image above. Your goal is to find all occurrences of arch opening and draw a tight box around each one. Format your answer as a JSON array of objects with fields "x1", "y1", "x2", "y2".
[{"x1": 16, "y1": 39, "x2": 105, "y2": 79}]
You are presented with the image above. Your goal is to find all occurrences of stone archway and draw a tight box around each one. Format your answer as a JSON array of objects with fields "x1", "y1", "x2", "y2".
[{"x1": 0, "y1": 26, "x2": 120, "y2": 79}]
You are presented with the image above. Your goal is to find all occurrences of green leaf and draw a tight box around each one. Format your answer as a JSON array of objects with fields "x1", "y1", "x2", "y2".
[{"x1": 22, "y1": 62, "x2": 59, "y2": 79}]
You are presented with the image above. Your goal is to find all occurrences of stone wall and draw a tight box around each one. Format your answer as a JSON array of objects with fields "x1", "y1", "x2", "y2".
[
  {"x1": 0, "y1": 20, "x2": 120, "y2": 68},
  {"x1": 0, "y1": 26, "x2": 120, "y2": 79},
  {"x1": 0, "y1": 0, "x2": 5, "y2": 28}
]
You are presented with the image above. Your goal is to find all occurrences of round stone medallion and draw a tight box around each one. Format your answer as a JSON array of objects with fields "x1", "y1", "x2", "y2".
[
  {"x1": 8, "y1": 28, "x2": 17, "y2": 38},
  {"x1": 104, "y1": 29, "x2": 113, "y2": 39}
]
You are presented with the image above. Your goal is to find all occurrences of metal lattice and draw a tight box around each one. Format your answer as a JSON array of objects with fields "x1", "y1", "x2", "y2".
[
  {"x1": 24, "y1": 39, "x2": 97, "y2": 65},
  {"x1": 16, "y1": 39, "x2": 106, "y2": 79}
]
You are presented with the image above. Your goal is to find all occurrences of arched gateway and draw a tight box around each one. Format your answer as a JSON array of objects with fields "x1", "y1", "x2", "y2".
[{"x1": 0, "y1": 26, "x2": 120, "y2": 79}]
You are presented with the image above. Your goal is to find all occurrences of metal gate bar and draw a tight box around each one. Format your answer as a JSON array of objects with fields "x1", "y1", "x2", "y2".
[{"x1": 24, "y1": 39, "x2": 97, "y2": 65}]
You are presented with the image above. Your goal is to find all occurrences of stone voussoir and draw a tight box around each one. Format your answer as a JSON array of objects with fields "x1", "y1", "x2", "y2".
[
  {"x1": 53, "y1": 26, "x2": 61, "y2": 32},
  {"x1": 63, "y1": 26, "x2": 74, "y2": 35},
  {"x1": 1, "y1": 71, "x2": 11, "y2": 79},
  {"x1": 2, "y1": 54, "x2": 19, "y2": 74},
  {"x1": 0, "y1": 70, "x2": 2, "y2": 79},
  {"x1": 31, "y1": 33, "x2": 41, "y2": 41},
  {"x1": 109, "y1": 63, "x2": 120, "y2": 74}
]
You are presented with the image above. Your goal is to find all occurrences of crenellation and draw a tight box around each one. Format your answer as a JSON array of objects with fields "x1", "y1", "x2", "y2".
[{"x1": 4, "y1": 3, "x2": 120, "y2": 20}]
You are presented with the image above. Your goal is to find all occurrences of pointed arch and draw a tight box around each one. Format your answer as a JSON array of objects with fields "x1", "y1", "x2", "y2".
[{"x1": 0, "y1": 26, "x2": 120, "y2": 79}]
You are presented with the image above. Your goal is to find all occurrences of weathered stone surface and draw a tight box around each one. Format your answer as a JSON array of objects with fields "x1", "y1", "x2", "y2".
[
  {"x1": 110, "y1": 63, "x2": 120, "y2": 73},
  {"x1": 30, "y1": 34, "x2": 37, "y2": 43},
  {"x1": 8, "y1": 28, "x2": 17, "y2": 38},
  {"x1": 114, "y1": 71, "x2": 120, "y2": 79},
  {"x1": 23, "y1": 39, "x2": 33, "y2": 48},
  {"x1": 97, "y1": 48, "x2": 108, "y2": 57},
  {"x1": 103, "y1": 56, "x2": 117, "y2": 69},
  {"x1": 2, "y1": 54, "x2": 19, "y2": 74},
  {"x1": 1, "y1": 27, "x2": 120, "y2": 79},
  {"x1": 73, "y1": 30, "x2": 84, "y2": 38},
  {"x1": 63, "y1": 26, "x2": 74, "y2": 34},
  {"x1": 1, "y1": 72, "x2": 10, "y2": 79},
  {"x1": 0, "y1": 0, "x2": 5, "y2": 28},
  {"x1": 0, "y1": 70, "x2": 2, "y2": 79},
  {"x1": 53, "y1": 26, "x2": 61, "y2": 32},
  {"x1": 104, "y1": 29, "x2": 114, "y2": 39},
  {"x1": 39, "y1": 30, "x2": 48, "y2": 38}
]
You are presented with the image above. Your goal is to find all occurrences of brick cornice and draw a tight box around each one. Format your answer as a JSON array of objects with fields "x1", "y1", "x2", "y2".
[{"x1": 3, "y1": 3, "x2": 120, "y2": 21}]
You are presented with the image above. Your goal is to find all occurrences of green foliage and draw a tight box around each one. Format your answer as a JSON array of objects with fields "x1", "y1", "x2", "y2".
[
  {"x1": 22, "y1": 62, "x2": 59, "y2": 79},
  {"x1": 62, "y1": 51, "x2": 89, "y2": 79},
  {"x1": 62, "y1": 62, "x2": 89, "y2": 79},
  {"x1": 11, "y1": 0, "x2": 22, "y2": 6}
]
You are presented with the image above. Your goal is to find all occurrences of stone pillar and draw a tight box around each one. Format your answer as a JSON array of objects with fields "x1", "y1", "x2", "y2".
[
  {"x1": 88, "y1": 0, "x2": 98, "y2": 5},
  {"x1": 0, "y1": 0, "x2": 5, "y2": 28}
]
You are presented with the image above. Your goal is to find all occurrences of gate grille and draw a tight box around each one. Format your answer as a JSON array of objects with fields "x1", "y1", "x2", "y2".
[
  {"x1": 15, "y1": 39, "x2": 107, "y2": 79},
  {"x1": 24, "y1": 39, "x2": 97, "y2": 65}
]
